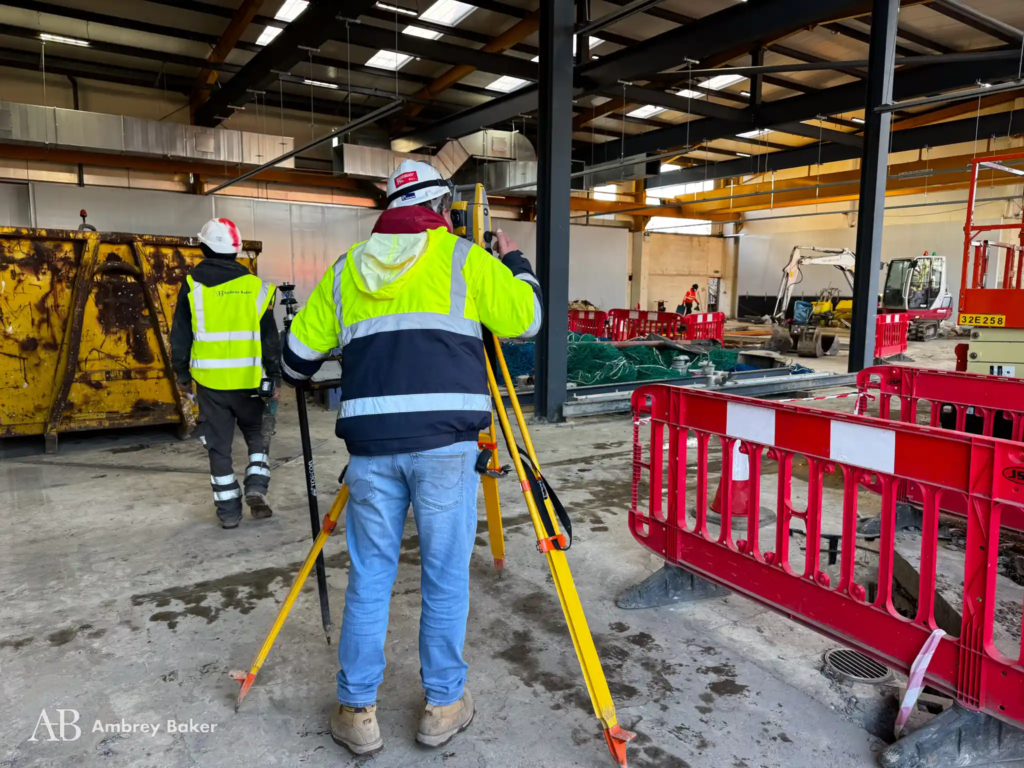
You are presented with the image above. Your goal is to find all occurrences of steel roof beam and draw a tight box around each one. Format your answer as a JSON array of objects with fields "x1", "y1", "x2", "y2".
[
  {"x1": 194, "y1": 0, "x2": 378, "y2": 127},
  {"x1": 577, "y1": 0, "x2": 871, "y2": 87}
]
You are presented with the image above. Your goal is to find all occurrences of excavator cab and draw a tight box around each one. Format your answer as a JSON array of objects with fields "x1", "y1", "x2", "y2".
[{"x1": 880, "y1": 253, "x2": 953, "y2": 339}]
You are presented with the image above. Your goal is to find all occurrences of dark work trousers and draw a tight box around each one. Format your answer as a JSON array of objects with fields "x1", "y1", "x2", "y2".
[{"x1": 195, "y1": 384, "x2": 271, "y2": 522}]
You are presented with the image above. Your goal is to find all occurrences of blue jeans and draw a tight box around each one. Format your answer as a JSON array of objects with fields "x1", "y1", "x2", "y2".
[{"x1": 337, "y1": 441, "x2": 480, "y2": 707}]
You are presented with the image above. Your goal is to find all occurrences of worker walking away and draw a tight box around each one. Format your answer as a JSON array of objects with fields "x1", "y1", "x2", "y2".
[
  {"x1": 170, "y1": 218, "x2": 282, "y2": 529},
  {"x1": 679, "y1": 283, "x2": 700, "y2": 316},
  {"x1": 281, "y1": 160, "x2": 542, "y2": 756}
]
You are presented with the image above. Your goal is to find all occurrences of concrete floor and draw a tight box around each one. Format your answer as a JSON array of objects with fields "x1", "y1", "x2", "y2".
[{"x1": 3, "y1": 388, "x2": 905, "y2": 768}]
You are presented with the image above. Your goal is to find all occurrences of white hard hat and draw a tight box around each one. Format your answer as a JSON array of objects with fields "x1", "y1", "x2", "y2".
[
  {"x1": 198, "y1": 218, "x2": 242, "y2": 255},
  {"x1": 386, "y1": 159, "x2": 452, "y2": 209}
]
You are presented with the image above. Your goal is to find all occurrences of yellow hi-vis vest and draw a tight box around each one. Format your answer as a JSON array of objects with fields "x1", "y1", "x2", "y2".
[{"x1": 187, "y1": 273, "x2": 275, "y2": 390}]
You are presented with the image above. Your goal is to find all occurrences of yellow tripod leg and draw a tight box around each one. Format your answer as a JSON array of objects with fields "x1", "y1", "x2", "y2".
[
  {"x1": 484, "y1": 338, "x2": 634, "y2": 767},
  {"x1": 232, "y1": 483, "x2": 350, "y2": 709},
  {"x1": 478, "y1": 414, "x2": 506, "y2": 571}
]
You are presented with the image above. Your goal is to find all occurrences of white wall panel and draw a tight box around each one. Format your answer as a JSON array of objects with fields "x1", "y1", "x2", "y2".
[
  {"x1": 0, "y1": 182, "x2": 30, "y2": 226},
  {"x1": 31, "y1": 182, "x2": 214, "y2": 233},
  {"x1": 484, "y1": 220, "x2": 629, "y2": 311}
]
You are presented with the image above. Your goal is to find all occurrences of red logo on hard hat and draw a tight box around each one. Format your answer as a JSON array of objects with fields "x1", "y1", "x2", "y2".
[
  {"x1": 394, "y1": 171, "x2": 418, "y2": 188},
  {"x1": 217, "y1": 218, "x2": 241, "y2": 249}
]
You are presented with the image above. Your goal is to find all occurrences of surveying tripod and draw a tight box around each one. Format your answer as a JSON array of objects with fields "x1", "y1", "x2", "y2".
[{"x1": 230, "y1": 184, "x2": 633, "y2": 766}]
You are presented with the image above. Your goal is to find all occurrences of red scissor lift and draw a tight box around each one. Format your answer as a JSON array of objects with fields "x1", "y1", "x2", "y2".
[{"x1": 959, "y1": 151, "x2": 1024, "y2": 377}]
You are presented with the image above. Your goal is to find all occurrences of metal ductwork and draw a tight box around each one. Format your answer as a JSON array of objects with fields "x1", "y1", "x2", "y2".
[
  {"x1": 0, "y1": 101, "x2": 295, "y2": 168},
  {"x1": 335, "y1": 129, "x2": 538, "y2": 191}
]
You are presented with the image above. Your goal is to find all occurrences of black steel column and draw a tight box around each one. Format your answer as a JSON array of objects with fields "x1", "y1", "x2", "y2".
[
  {"x1": 849, "y1": 0, "x2": 898, "y2": 372},
  {"x1": 750, "y1": 45, "x2": 764, "y2": 111},
  {"x1": 534, "y1": 0, "x2": 573, "y2": 422}
]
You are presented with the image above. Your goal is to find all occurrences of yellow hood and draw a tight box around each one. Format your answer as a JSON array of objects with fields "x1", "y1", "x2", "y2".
[{"x1": 351, "y1": 231, "x2": 429, "y2": 295}]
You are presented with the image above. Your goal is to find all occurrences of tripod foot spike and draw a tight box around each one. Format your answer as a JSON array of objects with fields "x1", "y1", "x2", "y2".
[
  {"x1": 324, "y1": 628, "x2": 333, "y2": 645},
  {"x1": 493, "y1": 558, "x2": 505, "y2": 572},
  {"x1": 234, "y1": 672, "x2": 257, "y2": 711},
  {"x1": 603, "y1": 725, "x2": 635, "y2": 767}
]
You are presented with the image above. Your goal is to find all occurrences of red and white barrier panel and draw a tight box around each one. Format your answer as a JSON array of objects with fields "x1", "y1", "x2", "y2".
[
  {"x1": 876, "y1": 313, "x2": 910, "y2": 358},
  {"x1": 568, "y1": 309, "x2": 609, "y2": 337},
  {"x1": 608, "y1": 309, "x2": 683, "y2": 341},
  {"x1": 680, "y1": 311, "x2": 725, "y2": 342},
  {"x1": 630, "y1": 384, "x2": 1024, "y2": 728},
  {"x1": 857, "y1": 365, "x2": 1024, "y2": 531}
]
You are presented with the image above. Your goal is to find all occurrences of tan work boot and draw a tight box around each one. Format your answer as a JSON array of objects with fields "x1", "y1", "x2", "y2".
[
  {"x1": 245, "y1": 491, "x2": 273, "y2": 519},
  {"x1": 416, "y1": 689, "x2": 474, "y2": 748},
  {"x1": 330, "y1": 704, "x2": 383, "y2": 755}
]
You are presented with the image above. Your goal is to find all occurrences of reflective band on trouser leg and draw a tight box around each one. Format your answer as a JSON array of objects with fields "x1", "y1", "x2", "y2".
[
  {"x1": 340, "y1": 393, "x2": 492, "y2": 418},
  {"x1": 245, "y1": 452, "x2": 271, "y2": 492}
]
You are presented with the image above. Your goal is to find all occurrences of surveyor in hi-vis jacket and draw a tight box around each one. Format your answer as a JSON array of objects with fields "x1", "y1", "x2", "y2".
[
  {"x1": 282, "y1": 160, "x2": 542, "y2": 756},
  {"x1": 170, "y1": 218, "x2": 281, "y2": 528}
]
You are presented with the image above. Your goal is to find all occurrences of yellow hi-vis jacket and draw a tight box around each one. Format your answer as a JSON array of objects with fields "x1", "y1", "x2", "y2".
[
  {"x1": 283, "y1": 225, "x2": 542, "y2": 456},
  {"x1": 187, "y1": 273, "x2": 276, "y2": 389}
]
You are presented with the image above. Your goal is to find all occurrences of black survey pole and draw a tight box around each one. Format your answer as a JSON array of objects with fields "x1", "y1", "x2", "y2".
[
  {"x1": 849, "y1": 0, "x2": 899, "y2": 372},
  {"x1": 533, "y1": 0, "x2": 573, "y2": 422},
  {"x1": 279, "y1": 283, "x2": 332, "y2": 643}
]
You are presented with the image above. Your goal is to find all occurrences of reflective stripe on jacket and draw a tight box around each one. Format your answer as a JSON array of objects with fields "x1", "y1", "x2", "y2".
[
  {"x1": 188, "y1": 274, "x2": 275, "y2": 389},
  {"x1": 284, "y1": 226, "x2": 541, "y2": 456}
]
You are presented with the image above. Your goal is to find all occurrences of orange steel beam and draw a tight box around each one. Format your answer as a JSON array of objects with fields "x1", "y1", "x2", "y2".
[
  {"x1": 191, "y1": 0, "x2": 267, "y2": 116},
  {"x1": 0, "y1": 144, "x2": 378, "y2": 203},
  {"x1": 662, "y1": 150, "x2": 1024, "y2": 219},
  {"x1": 396, "y1": 11, "x2": 540, "y2": 127},
  {"x1": 893, "y1": 91, "x2": 1023, "y2": 131}
]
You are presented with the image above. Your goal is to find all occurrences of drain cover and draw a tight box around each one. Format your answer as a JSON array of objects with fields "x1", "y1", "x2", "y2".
[{"x1": 824, "y1": 648, "x2": 893, "y2": 685}]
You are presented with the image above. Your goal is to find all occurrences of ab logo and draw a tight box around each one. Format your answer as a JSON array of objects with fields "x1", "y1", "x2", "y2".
[{"x1": 29, "y1": 709, "x2": 81, "y2": 742}]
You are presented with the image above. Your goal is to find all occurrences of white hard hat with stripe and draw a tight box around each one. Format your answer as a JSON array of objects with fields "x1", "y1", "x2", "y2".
[
  {"x1": 198, "y1": 218, "x2": 243, "y2": 255},
  {"x1": 386, "y1": 159, "x2": 453, "y2": 209}
]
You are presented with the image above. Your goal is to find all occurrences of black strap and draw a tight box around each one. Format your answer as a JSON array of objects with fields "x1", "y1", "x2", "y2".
[
  {"x1": 483, "y1": 341, "x2": 572, "y2": 551},
  {"x1": 517, "y1": 448, "x2": 572, "y2": 551},
  {"x1": 385, "y1": 178, "x2": 453, "y2": 205}
]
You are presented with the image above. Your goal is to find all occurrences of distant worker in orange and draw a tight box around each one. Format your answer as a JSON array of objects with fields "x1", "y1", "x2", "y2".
[{"x1": 679, "y1": 284, "x2": 701, "y2": 316}]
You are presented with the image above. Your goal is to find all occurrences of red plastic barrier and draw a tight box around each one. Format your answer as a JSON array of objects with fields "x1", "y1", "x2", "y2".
[
  {"x1": 856, "y1": 365, "x2": 1024, "y2": 530},
  {"x1": 630, "y1": 384, "x2": 1024, "y2": 727},
  {"x1": 568, "y1": 309, "x2": 608, "y2": 337},
  {"x1": 607, "y1": 309, "x2": 683, "y2": 341},
  {"x1": 876, "y1": 313, "x2": 910, "y2": 358},
  {"x1": 680, "y1": 312, "x2": 725, "y2": 342}
]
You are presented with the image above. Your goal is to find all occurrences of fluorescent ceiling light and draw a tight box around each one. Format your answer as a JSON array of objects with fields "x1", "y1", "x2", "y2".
[
  {"x1": 737, "y1": 152, "x2": 751, "y2": 157},
  {"x1": 303, "y1": 79, "x2": 338, "y2": 89},
  {"x1": 851, "y1": 117, "x2": 865, "y2": 124},
  {"x1": 366, "y1": 49, "x2": 414, "y2": 70},
  {"x1": 675, "y1": 88, "x2": 702, "y2": 99},
  {"x1": 736, "y1": 128, "x2": 772, "y2": 139},
  {"x1": 404, "y1": 25, "x2": 440, "y2": 39},
  {"x1": 628, "y1": 104, "x2": 666, "y2": 119},
  {"x1": 376, "y1": 2, "x2": 418, "y2": 15},
  {"x1": 402, "y1": 0, "x2": 475, "y2": 40},
  {"x1": 420, "y1": 0, "x2": 474, "y2": 26},
  {"x1": 256, "y1": 27, "x2": 281, "y2": 45},
  {"x1": 256, "y1": 0, "x2": 308, "y2": 45},
  {"x1": 39, "y1": 33, "x2": 89, "y2": 46},
  {"x1": 660, "y1": 164, "x2": 679, "y2": 173},
  {"x1": 740, "y1": 90, "x2": 750, "y2": 97},
  {"x1": 487, "y1": 75, "x2": 529, "y2": 93},
  {"x1": 704, "y1": 73, "x2": 744, "y2": 91}
]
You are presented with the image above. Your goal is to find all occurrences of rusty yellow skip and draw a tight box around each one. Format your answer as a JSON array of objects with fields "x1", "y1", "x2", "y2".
[{"x1": 0, "y1": 226, "x2": 261, "y2": 452}]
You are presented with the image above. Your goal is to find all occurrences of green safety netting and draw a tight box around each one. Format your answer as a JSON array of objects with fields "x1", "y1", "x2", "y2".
[{"x1": 500, "y1": 334, "x2": 740, "y2": 387}]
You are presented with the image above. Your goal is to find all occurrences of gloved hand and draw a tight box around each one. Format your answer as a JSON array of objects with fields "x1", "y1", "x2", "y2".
[{"x1": 495, "y1": 229, "x2": 519, "y2": 258}]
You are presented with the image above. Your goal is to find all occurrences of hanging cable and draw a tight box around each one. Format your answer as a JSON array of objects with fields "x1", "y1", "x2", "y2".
[
  {"x1": 346, "y1": 21, "x2": 353, "y2": 125},
  {"x1": 308, "y1": 50, "x2": 315, "y2": 142}
]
